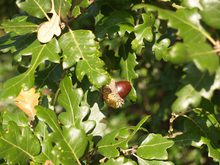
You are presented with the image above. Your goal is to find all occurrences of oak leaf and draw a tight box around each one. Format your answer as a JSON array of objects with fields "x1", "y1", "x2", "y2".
[
  {"x1": 15, "y1": 88, "x2": 40, "y2": 120},
  {"x1": 37, "y1": 0, "x2": 62, "y2": 43}
]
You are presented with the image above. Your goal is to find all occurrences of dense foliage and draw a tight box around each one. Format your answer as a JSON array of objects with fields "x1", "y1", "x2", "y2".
[{"x1": 0, "y1": 0, "x2": 220, "y2": 164}]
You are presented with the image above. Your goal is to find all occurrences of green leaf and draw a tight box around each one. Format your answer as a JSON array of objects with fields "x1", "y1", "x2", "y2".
[
  {"x1": 1, "y1": 16, "x2": 38, "y2": 35},
  {"x1": 58, "y1": 76, "x2": 95, "y2": 133},
  {"x1": 36, "y1": 106, "x2": 89, "y2": 164},
  {"x1": 137, "y1": 134, "x2": 174, "y2": 160},
  {"x1": 146, "y1": 5, "x2": 219, "y2": 73},
  {"x1": 34, "y1": 139, "x2": 61, "y2": 164},
  {"x1": 34, "y1": 121, "x2": 61, "y2": 164},
  {"x1": 120, "y1": 53, "x2": 138, "y2": 101},
  {"x1": 97, "y1": 116, "x2": 149, "y2": 158},
  {"x1": 132, "y1": 13, "x2": 155, "y2": 54},
  {"x1": 54, "y1": 0, "x2": 71, "y2": 19},
  {"x1": 59, "y1": 30, "x2": 110, "y2": 88},
  {"x1": 0, "y1": 38, "x2": 60, "y2": 98},
  {"x1": 2, "y1": 110, "x2": 29, "y2": 129},
  {"x1": 153, "y1": 38, "x2": 171, "y2": 62},
  {"x1": 103, "y1": 156, "x2": 137, "y2": 165},
  {"x1": 0, "y1": 122, "x2": 40, "y2": 164},
  {"x1": 181, "y1": 0, "x2": 202, "y2": 9},
  {"x1": 97, "y1": 128, "x2": 129, "y2": 158},
  {"x1": 182, "y1": 64, "x2": 220, "y2": 99},
  {"x1": 17, "y1": 0, "x2": 51, "y2": 19},
  {"x1": 146, "y1": 5, "x2": 210, "y2": 43},
  {"x1": 95, "y1": 11, "x2": 134, "y2": 38},
  {"x1": 172, "y1": 84, "x2": 201, "y2": 112},
  {"x1": 88, "y1": 103, "x2": 107, "y2": 136},
  {"x1": 186, "y1": 42, "x2": 219, "y2": 73},
  {"x1": 0, "y1": 33, "x2": 36, "y2": 55},
  {"x1": 174, "y1": 108, "x2": 220, "y2": 162},
  {"x1": 200, "y1": 0, "x2": 220, "y2": 29},
  {"x1": 172, "y1": 65, "x2": 220, "y2": 112},
  {"x1": 136, "y1": 156, "x2": 174, "y2": 165}
]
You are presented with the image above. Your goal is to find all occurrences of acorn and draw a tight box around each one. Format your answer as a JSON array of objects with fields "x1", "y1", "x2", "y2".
[
  {"x1": 102, "y1": 80, "x2": 132, "y2": 109},
  {"x1": 115, "y1": 81, "x2": 132, "y2": 98}
]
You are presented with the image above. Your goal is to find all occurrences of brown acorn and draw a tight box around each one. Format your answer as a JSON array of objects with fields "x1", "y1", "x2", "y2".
[
  {"x1": 102, "y1": 80, "x2": 132, "y2": 109},
  {"x1": 115, "y1": 81, "x2": 132, "y2": 98}
]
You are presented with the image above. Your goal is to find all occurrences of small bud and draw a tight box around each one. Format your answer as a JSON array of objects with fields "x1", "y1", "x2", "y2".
[{"x1": 102, "y1": 80, "x2": 131, "y2": 109}]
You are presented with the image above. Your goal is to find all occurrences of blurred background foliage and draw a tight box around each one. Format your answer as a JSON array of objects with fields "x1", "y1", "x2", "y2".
[
  {"x1": 0, "y1": 0, "x2": 18, "y2": 110},
  {"x1": 0, "y1": 0, "x2": 219, "y2": 164}
]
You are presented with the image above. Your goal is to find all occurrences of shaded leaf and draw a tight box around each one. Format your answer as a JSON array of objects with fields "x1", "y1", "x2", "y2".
[
  {"x1": 1, "y1": 16, "x2": 38, "y2": 35},
  {"x1": 0, "y1": 122, "x2": 40, "y2": 164},
  {"x1": 95, "y1": 11, "x2": 134, "y2": 39},
  {"x1": 172, "y1": 65, "x2": 220, "y2": 112},
  {"x1": 146, "y1": 5, "x2": 219, "y2": 73},
  {"x1": 0, "y1": 38, "x2": 60, "y2": 99},
  {"x1": 0, "y1": 33, "x2": 36, "y2": 55},
  {"x1": 59, "y1": 30, "x2": 110, "y2": 88},
  {"x1": 137, "y1": 134, "x2": 174, "y2": 160},
  {"x1": 174, "y1": 108, "x2": 220, "y2": 162}
]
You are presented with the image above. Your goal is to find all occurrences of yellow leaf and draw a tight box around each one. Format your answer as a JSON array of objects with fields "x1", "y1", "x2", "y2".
[{"x1": 15, "y1": 88, "x2": 40, "y2": 120}]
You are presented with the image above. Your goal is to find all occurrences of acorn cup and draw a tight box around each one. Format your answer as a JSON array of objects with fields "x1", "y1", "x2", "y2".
[{"x1": 102, "y1": 80, "x2": 132, "y2": 109}]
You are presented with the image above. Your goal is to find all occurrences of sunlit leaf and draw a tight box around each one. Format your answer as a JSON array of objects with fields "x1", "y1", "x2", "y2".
[
  {"x1": 1, "y1": 16, "x2": 38, "y2": 35},
  {"x1": 103, "y1": 156, "x2": 137, "y2": 165},
  {"x1": 36, "y1": 106, "x2": 89, "y2": 164},
  {"x1": 97, "y1": 116, "x2": 149, "y2": 158},
  {"x1": 132, "y1": 13, "x2": 155, "y2": 54},
  {"x1": 58, "y1": 76, "x2": 95, "y2": 133},
  {"x1": 14, "y1": 88, "x2": 40, "y2": 119},
  {"x1": 0, "y1": 39, "x2": 60, "y2": 99},
  {"x1": 200, "y1": 0, "x2": 220, "y2": 29},
  {"x1": 88, "y1": 103, "x2": 106, "y2": 136},
  {"x1": 137, "y1": 134, "x2": 174, "y2": 160},
  {"x1": 1, "y1": 111, "x2": 29, "y2": 129},
  {"x1": 0, "y1": 122, "x2": 40, "y2": 164},
  {"x1": 37, "y1": 9, "x2": 61, "y2": 43},
  {"x1": 59, "y1": 30, "x2": 110, "y2": 88},
  {"x1": 17, "y1": 0, "x2": 51, "y2": 19}
]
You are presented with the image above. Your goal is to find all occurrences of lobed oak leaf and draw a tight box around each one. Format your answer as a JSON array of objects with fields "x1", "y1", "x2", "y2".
[
  {"x1": 14, "y1": 88, "x2": 40, "y2": 120},
  {"x1": 37, "y1": 0, "x2": 62, "y2": 43}
]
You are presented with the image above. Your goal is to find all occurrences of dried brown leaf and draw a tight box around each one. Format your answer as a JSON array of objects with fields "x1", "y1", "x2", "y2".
[{"x1": 14, "y1": 88, "x2": 40, "y2": 120}]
